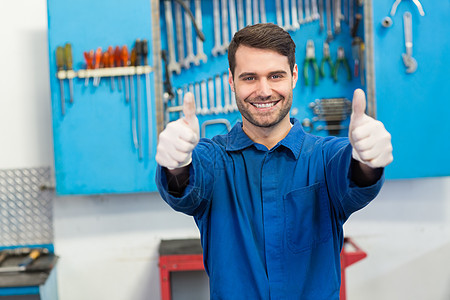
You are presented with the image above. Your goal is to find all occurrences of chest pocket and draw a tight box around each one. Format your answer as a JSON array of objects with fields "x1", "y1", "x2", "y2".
[{"x1": 283, "y1": 182, "x2": 332, "y2": 253}]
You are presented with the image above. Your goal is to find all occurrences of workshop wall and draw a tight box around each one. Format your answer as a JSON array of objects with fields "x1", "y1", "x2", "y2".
[{"x1": 2, "y1": 1, "x2": 450, "y2": 300}]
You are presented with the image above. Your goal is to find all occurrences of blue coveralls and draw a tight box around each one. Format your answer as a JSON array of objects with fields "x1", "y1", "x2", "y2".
[{"x1": 156, "y1": 118, "x2": 384, "y2": 299}]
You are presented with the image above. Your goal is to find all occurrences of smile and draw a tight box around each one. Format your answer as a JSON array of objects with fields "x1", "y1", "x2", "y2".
[{"x1": 251, "y1": 101, "x2": 279, "y2": 109}]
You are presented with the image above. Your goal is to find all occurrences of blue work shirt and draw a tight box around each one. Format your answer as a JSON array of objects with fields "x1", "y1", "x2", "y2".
[{"x1": 156, "y1": 118, "x2": 384, "y2": 299}]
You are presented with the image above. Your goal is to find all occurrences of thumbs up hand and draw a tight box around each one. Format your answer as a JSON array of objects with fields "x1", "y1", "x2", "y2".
[
  {"x1": 156, "y1": 92, "x2": 200, "y2": 170},
  {"x1": 349, "y1": 89, "x2": 393, "y2": 169}
]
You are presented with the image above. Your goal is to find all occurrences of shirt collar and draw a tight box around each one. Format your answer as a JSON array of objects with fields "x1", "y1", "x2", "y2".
[{"x1": 225, "y1": 118, "x2": 305, "y2": 159}]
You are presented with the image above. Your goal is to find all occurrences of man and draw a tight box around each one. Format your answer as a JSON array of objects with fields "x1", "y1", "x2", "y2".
[{"x1": 156, "y1": 23, "x2": 392, "y2": 299}]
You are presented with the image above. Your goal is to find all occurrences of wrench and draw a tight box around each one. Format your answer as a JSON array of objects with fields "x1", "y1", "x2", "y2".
[
  {"x1": 318, "y1": 0, "x2": 324, "y2": 31},
  {"x1": 237, "y1": 0, "x2": 245, "y2": 30},
  {"x1": 325, "y1": 0, "x2": 333, "y2": 42},
  {"x1": 177, "y1": 88, "x2": 184, "y2": 119},
  {"x1": 276, "y1": 0, "x2": 283, "y2": 28},
  {"x1": 208, "y1": 78, "x2": 215, "y2": 114},
  {"x1": 194, "y1": 82, "x2": 202, "y2": 115},
  {"x1": 304, "y1": 0, "x2": 312, "y2": 23},
  {"x1": 291, "y1": 0, "x2": 300, "y2": 30},
  {"x1": 223, "y1": 73, "x2": 232, "y2": 113},
  {"x1": 402, "y1": 12, "x2": 417, "y2": 73},
  {"x1": 259, "y1": 0, "x2": 267, "y2": 23},
  {"x1": 164, "y1": 1, "x2": 181, "y2": 74},
  {"x1": 334, "y1": 0, "x2": 342, "y2": 34},
  {"x1": 283, "y1": 0, "x2": 292, "y2": 30},
  {"x1": 215, "y1": 75, "x2": 223, "y2": 114},
  {"x1": 201, "y1": 80, "x2": 209, "y2": 115},
  {"x1": 298, "y1": 0, "x2": 304, "y2": 24},
  {"x1": 184, "y1": 0, "x2": 196, "y2": 67},
  {"x1": 349, "y1": 0, "x2": 354, "y2": 32},
  {"x1": 311, "y1": 0, "x2": 320, "y2": 20},
  {"x1": 175, "y1": 2, "x2": 185, "y2": 68},
  {"x1": 212, "y1": 0, "x2": 222, "y2": 56},
  {"x1": 220, "y1": 0, "x2": 230, "y2": 54},
  {"x1": 253, "y1": 0, "x2": 259, "y2": 24},
  {"x1": 246, "y1": 0, "x2": 252, "y2": 25},
  {"x1": 390, "y1": 0, "x2": 425, "y2": 17},
  {"x1": 194, "y1": 0, "x2": 208, "y2": 65},
  {"x1": 229, "y1": 0, "x2": 238, "y2": 36}
]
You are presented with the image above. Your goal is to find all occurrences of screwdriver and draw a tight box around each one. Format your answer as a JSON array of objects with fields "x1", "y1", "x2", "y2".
[
  {"x1": 114, "y1": 46, "x2": 123, "y2": 92},
  {"x1": 121, "y1": 46, "x2": 130, "y2": 103},
  {"x1": 94, "y1": 47, "x2": 102, "y2": 86},
  {"x1": 141, "y1": 39, "x2": 153, "y2": 158},
  {"x1": 83, "y1": 50, "x2": 94, "y2": 86},
  {"x1": 134, "y1": 40, "x2": 143, "y2": 160},
  {"x1": 56, "y1": 46, "x2": 65, "y2": 116},
  {"x1": 64, "y1": 43, "x2": 74, "y2": 103},
  {"x1": 107, "y1": 46, "x2": 115, "y2": 91},
  {"x1": 130, "y1": 47, "x2": 138, "y2": 150}
]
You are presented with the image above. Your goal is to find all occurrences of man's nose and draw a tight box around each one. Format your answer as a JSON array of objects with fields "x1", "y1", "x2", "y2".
[{"x1": 255, "y1": 78, "x2": 272, "y2": 98}]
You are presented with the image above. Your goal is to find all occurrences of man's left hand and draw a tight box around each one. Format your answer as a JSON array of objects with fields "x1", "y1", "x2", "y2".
[{"x1": 349, "y1": 89, "x2": 393, "y2": 169}]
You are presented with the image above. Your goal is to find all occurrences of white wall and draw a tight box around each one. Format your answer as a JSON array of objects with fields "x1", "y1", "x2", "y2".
[{"x1": 1, "y1": 1, "x2": 449, "y2": 300}]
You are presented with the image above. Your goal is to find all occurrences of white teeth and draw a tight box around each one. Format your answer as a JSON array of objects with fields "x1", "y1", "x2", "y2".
[{"x1": 253, "y1": 102, "x2": 276, "y2": 108}]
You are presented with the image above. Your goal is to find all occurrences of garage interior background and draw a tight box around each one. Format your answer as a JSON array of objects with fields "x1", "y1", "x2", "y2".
[{"x1": 1, "y1": 0, "x2": 450, "y2": 299}]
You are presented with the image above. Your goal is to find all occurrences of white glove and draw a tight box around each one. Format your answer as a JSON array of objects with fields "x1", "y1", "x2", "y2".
[
  {"x1": 349, "y1": 89, "x2": 393, "y2": 169},
  {"x1": 155, "y1": 92, "x2": 200, "y2": 169}
]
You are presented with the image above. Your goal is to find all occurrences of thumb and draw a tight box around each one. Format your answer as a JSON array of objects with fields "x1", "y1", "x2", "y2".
[
  {"x1": 182, "y1": 92, "x2": 199, "y2": 132},
  {"x1": 351, "y1": 89, "x2": 367, "y2": 121}
]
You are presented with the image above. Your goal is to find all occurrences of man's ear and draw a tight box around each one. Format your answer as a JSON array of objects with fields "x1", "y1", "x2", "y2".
[
  {"x1": 228, "y1": 68, "x2": 235, "y2": 92},
  {"x1": 292, "y1": 64, "x2": 298, "y2": 89}
]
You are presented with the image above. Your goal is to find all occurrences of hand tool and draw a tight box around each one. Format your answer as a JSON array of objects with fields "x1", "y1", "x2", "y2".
[
  {"x1": 334, "y1": 0, "x2": 342, "y2": 34},
  {"x1": 229, "y1": 0, "x2": 238, "y2": 36},
  {"x1": 93, "y1": 47, "x2": 102, "y2": 86},
  {"x1": 276, "y1": 0, "x2": 283, "y2": 28},
  {"x1": 220, "y1": 0, "x2": 230, "y2": 54},
  {"x1": 231, "y1": 86, "x2": 238, "y2": 111},
  {"x1": 175, "y1": 1, "x2": 185, "y2": 68},
  {"x1": 130, "y1": 48, "x2": 138, "y2": 150},
  {"x1": 303, "y1": 40, "x2": 319, "y2": 86},
  {"x1": 194, "y1": 0, "x2": 208, "y2": 64},
  {"x1": 283, "y1": 0, "x2": 292, "y2": 30},
  {"x1": 18, "y1": 249, "x2": 42, "y2": 268},
  {"x1": 291, "y1": 0, "x2": 300, "y2": 30},
  {"x1": 223, "y1": 73, "x2": 232, "y2": 113},
  {"x1": 253, "y1": 0, "x2": 259, "y2": 24},
  {"x1": 320, "y1": 42, "x2": 334, "y2": 78},
  {"x1": 114, "y1": 46, "x2": 123, "y2": 91},
  {"x1": 64, "y1": 43, "x2": 74, "y2": 104},
  {"x1": 304, "y1": 0, "x2": 312, "y2": 23},
  {"x1": 351, "y1": 13, "x2": 362, "y2": 37},
  {"x1": 359, "y1": 41, "x2": 365, "y2": 85},
  {"x1": 135, "y1": 40, "x2": 144, "y2": 160},
  {"x1": 200, "y1": 80, "x2": 209, "y2": 115},
  {"x1": 161, "y1": 50, "x2": 175, "y2": 102},
  {"x1": 121, "y1": 46, "x2": 131, "y2": 103},
  {"x1": 343, "y1": 0, "x2": 348, "y2": 22},
  {"x1": 246, "y1": 0, "x2": 252, "y2": 25},
  {"x1": 237, "y1": 0, "x2": 245, "y2": 30},
  {"x1": 215, "y1": 75, "x2": 223, "y2": 114},
  {"x1": 208, "y1": 78, "x2": 215, "y2": 114},
  {"x1": 83, "y1": 50, "x2": 94, "y2": 87},
  {"x1": 297, "y1": 0, "x2": 304, "y2": 24},
  {"x1": 333, "y1": 47, "x2": 352, "y2": 82},
  {"x1": 177, "y1": 88, "x2": 183, "y2": 118},
  {"x1": 325, "y1": 0, "x2": 333, "y2": 42},
  {"x1": 349, "y1": 0, "x2": 354, "y2": 30},
  {"x1": 212, "y1": 0, "x2": 222, "y2": 56},
  {"x1": 260, "y1": 0, "x2": 267, "y2": 23},
  {"x1": 311, "y1": 0, "x2": 320, "y2": 21},
  {"x1": 390, "y1": 0, "x2": 425, "y2": 17},
  {"x1": 107, "y1": 46, "x2": 115, "y2": 91},
  {"x1": 351, "y1": 37, "x2": 362, "y2": 77},
  {"x1": 194, "y1": 82, "x2": 202, "y2": 115},
  {"x1": 316, "y1": 124, "x2": 347, "y2": 132},
  {"x1": 142, "y1": 39, "x2": 153, "y2": 158},
  {"x1": 201, "y1": 119, "x2": 232, "y2": 138},
  {"x1": 56, "y1": 46, "x2": 66, "y2": 116},
  {"x1": 318, "y1": 0, "x2": 324, "y2": 31},
  {"x1": 184, "y1": 0, "x2": 197, "y2": 66},
  {"x1": 402, "y1": 12, "x2": 417, "y2": 73},
  {"x1": 164, "y1": 0, "x2": 181, "y2": 74}
]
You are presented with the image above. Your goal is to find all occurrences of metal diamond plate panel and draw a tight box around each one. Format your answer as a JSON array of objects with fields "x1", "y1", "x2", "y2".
[{"x1": 0, "y1": 167, "x2": 54, "y2": 246}]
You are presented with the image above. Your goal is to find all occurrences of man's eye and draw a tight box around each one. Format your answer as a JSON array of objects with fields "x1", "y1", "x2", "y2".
[
  {"x1": 243, "y1": 77, "x2": 255, "y2": 81},
  {"x1": 271, "y1": 74, "x2": 283, "y2": 79}
]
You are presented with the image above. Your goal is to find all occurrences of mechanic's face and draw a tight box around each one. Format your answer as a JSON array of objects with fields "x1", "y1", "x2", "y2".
[{"x1": 229, "y1": 46, "x2": 298, "y2": 129}]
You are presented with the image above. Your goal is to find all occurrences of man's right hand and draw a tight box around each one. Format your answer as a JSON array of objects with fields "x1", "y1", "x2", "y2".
[{"x1": 155, "y1": 92, "x2": 200, "y2": 170}]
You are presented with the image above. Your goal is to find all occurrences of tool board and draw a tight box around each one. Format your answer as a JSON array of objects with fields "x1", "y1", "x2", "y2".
[{"x1": 47, "y1": 0, "x2": 449, "y2": 195}]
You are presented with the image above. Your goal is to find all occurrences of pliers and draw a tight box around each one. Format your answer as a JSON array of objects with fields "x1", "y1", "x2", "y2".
[
  {"x1": 303, "y1": 40, "x2": 320, "y2": 86},
  {"x1": 320, "y1": 42, "x2": 334, "y2": 78},
  {"x1": 333, "y1": 47, "x2": 352, "y2": 82}
]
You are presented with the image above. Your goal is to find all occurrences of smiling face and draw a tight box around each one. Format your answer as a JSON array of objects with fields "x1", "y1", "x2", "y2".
[{"x1": 229, "y1": 45, "x2": 298, "y2": 132}]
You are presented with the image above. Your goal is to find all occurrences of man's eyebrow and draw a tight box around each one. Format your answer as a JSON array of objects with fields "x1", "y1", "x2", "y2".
[{"x1": 238, "y1": 70, "x2": 288, "y2": 79}]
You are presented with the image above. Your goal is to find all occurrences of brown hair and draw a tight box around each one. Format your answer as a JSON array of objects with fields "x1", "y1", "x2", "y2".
[{"x1": 228, "y1": 23, "x2": 296, "y2": 77}]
